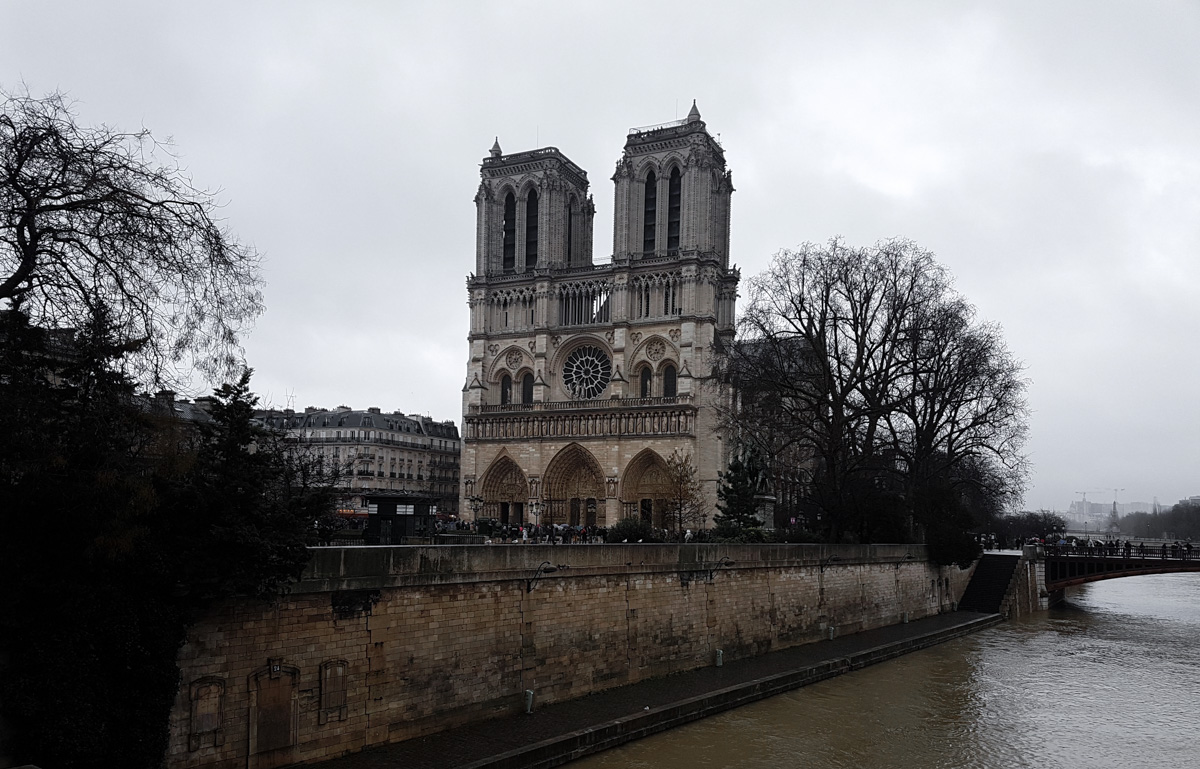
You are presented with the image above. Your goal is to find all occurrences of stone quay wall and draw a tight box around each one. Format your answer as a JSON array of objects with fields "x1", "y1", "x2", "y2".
[{"x1": 167, "y1": 544, "x2": 973, "y2": 769}]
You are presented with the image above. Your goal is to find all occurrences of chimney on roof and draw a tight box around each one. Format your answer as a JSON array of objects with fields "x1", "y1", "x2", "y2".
[{"x1": 368, "y1": 407, "x2": 381, "y2": 414}]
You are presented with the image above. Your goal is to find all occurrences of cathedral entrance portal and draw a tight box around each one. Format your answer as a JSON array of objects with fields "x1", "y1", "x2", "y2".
[
  {"x1": 621, "y1": 449, "x2": 674, "y2": 530},
  {"x1": 480, "y1": 455, "x2": 528, "y2": 525},
  {"x1": 542, "y1": 444, "x2": 604, "y2": 527}
]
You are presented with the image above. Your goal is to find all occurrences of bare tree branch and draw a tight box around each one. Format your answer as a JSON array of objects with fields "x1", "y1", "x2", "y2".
[{"x1": 1, "y1": 88, "x2": 263, "y2": 386}]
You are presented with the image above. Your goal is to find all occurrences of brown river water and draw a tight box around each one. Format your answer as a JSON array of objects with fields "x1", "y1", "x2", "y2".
[{"x1": 569, "y1": 573, "x2": 1200, "y2": 769}]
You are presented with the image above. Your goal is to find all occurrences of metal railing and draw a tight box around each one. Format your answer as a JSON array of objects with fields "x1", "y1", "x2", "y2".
[{"x1": 1045, "y1": 542, "x2": 1196, "y2": 560}]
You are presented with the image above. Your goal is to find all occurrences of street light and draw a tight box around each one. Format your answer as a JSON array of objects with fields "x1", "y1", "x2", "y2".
[
  {"x1": 528, "y1": 499, "x2": 544, "y2": 542},
  {"x1": 467, "y1": 495, "x2": 484, "y2": 519},
  {"x1": 527, "y1": 561, "x2": 558, "y2": 592}
]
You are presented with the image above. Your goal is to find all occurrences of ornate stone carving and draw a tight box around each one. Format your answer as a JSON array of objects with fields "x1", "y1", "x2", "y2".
[
  {"x1": 487, "y1": 344, "x2": 499, "y2": 355},
  {"x1": 669, "y1": 328, "x2": 681, "y2": 342},
  {"x1": 605, "y1": 330, "x2": 615, "y2": 343},
  {"x1": 551, "y1": 335, "x2": 561, "y2": 347},
  {"x1": 630, "y1": 332, "x2": 642, "y2": 344},
  {"x1": 605, "y1": 476, "x2": 619, "y2": 497},
  {"x1": 505, "y1": 350, "x2": 523, "y2": 369},
  {"x1": 528, "y1": 340, "x2": 536, "y2": 352},
  {"x1": 646, "y1": 339, "x2": 666, "y2": 361}
]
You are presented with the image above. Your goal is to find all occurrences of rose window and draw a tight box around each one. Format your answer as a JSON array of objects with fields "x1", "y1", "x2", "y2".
[{"x1": 562, "y1": 345, "x2": 612, "y2": 400}]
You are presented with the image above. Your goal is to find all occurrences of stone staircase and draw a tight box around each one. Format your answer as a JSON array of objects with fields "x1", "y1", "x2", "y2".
[{"x1": 957, "y1": 554, "x2": 1021, "y2": 614}]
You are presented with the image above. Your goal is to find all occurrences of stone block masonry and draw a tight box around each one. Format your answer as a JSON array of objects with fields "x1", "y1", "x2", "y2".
[{"x1": 166, "y1": 544, "x2": 973, "y2": 768}]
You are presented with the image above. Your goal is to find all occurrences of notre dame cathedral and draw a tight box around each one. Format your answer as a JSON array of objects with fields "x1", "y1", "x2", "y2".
[{"x1": 460, "y1": 103, "x2": 739, "y2": 529}]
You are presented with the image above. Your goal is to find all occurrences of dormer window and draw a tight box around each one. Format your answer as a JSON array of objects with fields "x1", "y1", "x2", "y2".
[{"x1": 643, "y1": 171, "x2": 657, "y2": 254}]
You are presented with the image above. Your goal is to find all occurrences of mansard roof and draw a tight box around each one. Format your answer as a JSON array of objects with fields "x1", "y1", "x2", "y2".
[{"x1": 255, "y1": 407, "x2": 459, "y2": 438}]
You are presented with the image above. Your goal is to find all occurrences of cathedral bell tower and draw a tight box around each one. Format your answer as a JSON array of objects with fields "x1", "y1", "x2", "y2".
[
  {"x1": 611, "y1": 101, "x2": 733, "y2": 266},
  {"x1": 474, "y1": 141, "x2": 596, "y2": 277}
]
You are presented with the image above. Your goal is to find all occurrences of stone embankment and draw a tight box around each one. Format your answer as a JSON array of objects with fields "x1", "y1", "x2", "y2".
[{"x1": 167, "y1": 544, "x2": 975, "y2": 769}]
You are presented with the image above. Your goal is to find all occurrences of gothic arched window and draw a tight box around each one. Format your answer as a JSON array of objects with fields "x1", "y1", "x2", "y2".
[
  {"x1": 643, "y1": 171, "x2": 657, "y2": 254},
  {"x1": 500, "y1": 374, "x2": 512, "y2": 405},
  {"x1": 640, "y1": 366, "x2": 652, "y2": 398},
  {"x1": 565, "y1": 196, "x2": 576, "y2": 265},
  {"x1": 662, "y1": 363, "x2": 677, "y2": 398},
  {"x1": 502, "y1": 193, "x2": 517, "y2": 273},
  {"x1": 525, "y1": 190, "x2": 539, "y2": 268},
  {"x1": 667, "y1": 167, "x2": 681, "y2": 252},
  {"x1": 521, "y1": 373, "x2": 534, "y2": 405}
]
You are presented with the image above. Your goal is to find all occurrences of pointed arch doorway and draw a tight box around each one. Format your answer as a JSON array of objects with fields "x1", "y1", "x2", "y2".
[
  {"x1": 480, "y1": 454, "x2": 528, "y2": 525},
  {"x1": 620, "y1": 448, "x2": 673, "y2": 529},
  {"x1": 542, "y1": 443, "x2": 605, "y2": 527}
]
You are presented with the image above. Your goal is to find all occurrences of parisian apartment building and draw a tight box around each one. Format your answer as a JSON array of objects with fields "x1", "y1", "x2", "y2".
[{"x1": 256, "y1": 406, "x2": 461, "y2": 520}]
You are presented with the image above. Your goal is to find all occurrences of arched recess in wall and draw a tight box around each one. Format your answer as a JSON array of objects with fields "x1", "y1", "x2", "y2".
[
  {"x1": 248, "y1": 659, "x2": 300, "y2": 763},
  {"x1": 620, "y1": 448, "x2": 672, "y2": 528},
  {"x1": 543, "y1": 442, "x2": 605, "y2": 527},
  {"x1": 480, "y1": 453, "x2": 529, "y2": 525},
  {"x1": 491, "y1": 346, "x2": 530, "y2": 405}
]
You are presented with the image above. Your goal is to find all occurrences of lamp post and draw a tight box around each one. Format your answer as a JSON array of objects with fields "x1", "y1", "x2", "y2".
[
  {"x1": 467, "y1": 494, "x2": 483, "y2": 521},
  {"x1": 529, "y1": 499, "x2": 544, "y2": 542}
]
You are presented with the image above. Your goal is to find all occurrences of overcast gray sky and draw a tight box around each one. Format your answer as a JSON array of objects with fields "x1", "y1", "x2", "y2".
[{"x1": 5, "y1": 0, "x2": 1198, "y2": 512}]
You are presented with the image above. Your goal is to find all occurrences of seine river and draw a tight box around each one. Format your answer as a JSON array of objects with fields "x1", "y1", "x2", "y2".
[{"x1": 570, "y1": 573, "x2": 1200, "y2": 769}]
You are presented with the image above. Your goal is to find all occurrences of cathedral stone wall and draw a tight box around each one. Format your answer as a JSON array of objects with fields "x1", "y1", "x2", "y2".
[
  {"x1": 462, "y1": 107, "x2": 739, "y2": 530},
  {"x1": 165, "y1": 544, "x2": 972, "y2": 768}
]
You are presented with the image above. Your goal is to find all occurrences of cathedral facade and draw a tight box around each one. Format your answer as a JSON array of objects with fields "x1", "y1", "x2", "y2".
[{"x1": 460, "y1": 104, "x2": 739, "y2": 529}]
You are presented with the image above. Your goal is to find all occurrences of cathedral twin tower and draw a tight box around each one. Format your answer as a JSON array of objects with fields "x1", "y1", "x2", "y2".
[{"x1": 461, "y1": 103, "x2": 739, "y2": 529}]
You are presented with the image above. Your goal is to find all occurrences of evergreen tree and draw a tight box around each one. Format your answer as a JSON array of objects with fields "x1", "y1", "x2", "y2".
[
  {"x1": 0, "y1": 313, "x2": 337, "y2": 768},
  {"x1": 714, "y1": 446, "x2": 764, "y2": 535}
]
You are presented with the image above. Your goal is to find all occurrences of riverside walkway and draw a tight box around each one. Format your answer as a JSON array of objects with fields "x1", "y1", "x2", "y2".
[{"x1": 313, "y1": 610, "x2": 1001, "y2": 769}]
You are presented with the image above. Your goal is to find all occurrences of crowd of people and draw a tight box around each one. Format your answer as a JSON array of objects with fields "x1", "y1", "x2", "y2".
[
  {"x1": 437, "y1": 518, "x2": 708, "y2": 544},
  {"x1": 1043, "y1": 538, "x2": 1194, "y2": 559}
]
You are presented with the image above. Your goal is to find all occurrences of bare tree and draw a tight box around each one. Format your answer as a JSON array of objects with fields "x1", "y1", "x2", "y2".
[
  {"x1": 663, "y1": 449, "x2": 706, "y2": 534},
  {"x1": 726, "y1": 238, "x2": 1028, "y2": 557},
  {"x1": 0, "y1": 89, "x2": 262, "y2": 384}
]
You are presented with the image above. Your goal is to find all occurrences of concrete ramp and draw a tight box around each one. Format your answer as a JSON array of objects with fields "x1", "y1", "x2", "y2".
[{"x1": 957, "y1": 554, "x2": 1020, "y2": 614}]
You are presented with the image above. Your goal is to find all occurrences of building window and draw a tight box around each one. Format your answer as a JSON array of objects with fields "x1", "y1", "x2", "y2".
[
  {"x1": 319, "y1": 660, "x2": 348, "y2": 725},
  {"x1": 565, "y1": 198, "x2": 575, "y2": 264},
  {"x1": 502, "y1": 192, "x2": 517, "y2": 272},
  {"x1": 667, "y1": 167, "x2": 681, "y2": 252},
  {"x1": 521, "y1": 372, "x2": 534, "y2": 405},
  {"x1": 640, "y1": 366, "x2": 652, "y2": 398},
  {"x1": 663, "y1": 363, "x2": 677, "y2": 398},
  {"x1": 643, "y1": 171, "x2": 657, "y2": 254},
  {"x1": 562, "y1": 345, "x2": 612, "y2": 400},
  {"x1": 525, "y1": 190, "x2": 539, "y2": 268},
  {"x1": 188, "y1": 677, "x2": 225, "y2": 751},
  {"x1": 500, "y1": 374, "x2": 512, "y2": 405}
]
